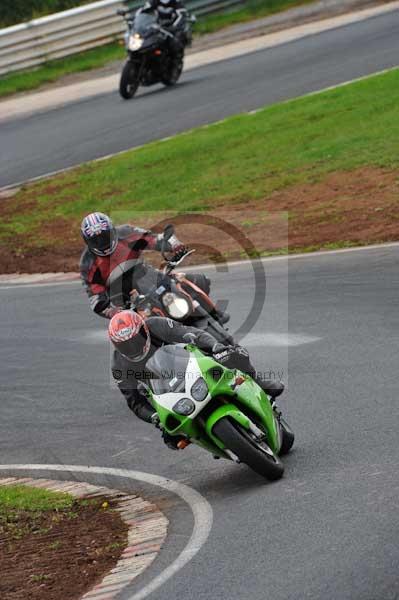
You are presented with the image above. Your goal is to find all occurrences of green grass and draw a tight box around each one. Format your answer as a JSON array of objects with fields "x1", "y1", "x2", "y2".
[
  {"x1": 3, "y1": 68, "x2": 399, "y2": 251},
  {"x1": 0, "y1": 1, "x2": 93, "y2": 28},
  {"x1": 0, "y1": 42, "x2": 125, "y2": 97},
  {"x1": 0, "y1": 485, "x2": 75, "y2": 541},
  {"x1": 195, "y1": 0, "x2": 315, "y2": 34},
  {"x1": 0, "y1": 485, "x2": 74, "y2": 513},
  {"x1": 0, "y1": 0, "x2": 314, "y2": 98}
]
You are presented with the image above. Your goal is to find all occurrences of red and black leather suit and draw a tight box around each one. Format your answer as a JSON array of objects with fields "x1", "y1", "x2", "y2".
[{"x1": 80, "y1": 224, "x2": 209, "y2": 318}]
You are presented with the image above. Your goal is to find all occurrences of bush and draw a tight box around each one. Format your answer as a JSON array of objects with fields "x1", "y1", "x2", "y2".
[{"x1": 0, "y1": 1, "x2": 92, "y2": 27}]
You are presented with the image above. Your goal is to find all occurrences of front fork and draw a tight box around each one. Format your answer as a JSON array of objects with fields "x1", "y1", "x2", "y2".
[
  {"x1": 196, "y1": 304, "x2": 234, "y2": 344},
  {"x1": 177, "y1": 278, "x2": 233, "y2": 343},
  {"x1": 128, "y1": 52, "x2": 145, "y2": 80}
]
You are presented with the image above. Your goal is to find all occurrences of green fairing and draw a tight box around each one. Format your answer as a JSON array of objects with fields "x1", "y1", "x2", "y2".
[
  {"x1": 149, "y1": 390, "x2": 227, "y2": 457},
  {"x1": 189, "y1": 346, "x2": 280, "y2": 453},
  {"x1": 205, "y1": 404, "x2": 251, "y2": 450},
  {"x1": 149, "y1": 345, "x2": 280, "y2": 455}
]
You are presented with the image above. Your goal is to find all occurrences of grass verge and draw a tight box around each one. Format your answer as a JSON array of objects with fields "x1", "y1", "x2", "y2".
[
  {"x1": 0, "y1": 484, "x2": 73, "y2": 513},
  {"x1": 0, "y1": 485, "x2": 74, "y2": 542},
  {"x1": 0, "y1": 42, "x2": 125, "y2": 97},
  {"x1": 2, "y1": 68, "x2": 399, "y2": 273},
  {"x1": 1, "y1": 0, "x2": 315, "y2": 98},
  {"x1": 0, "y1": 484, "x2": 128, "y2": 599},
  {"x1": 195, "y1": 0, "x2": 315, "y2": 34}
]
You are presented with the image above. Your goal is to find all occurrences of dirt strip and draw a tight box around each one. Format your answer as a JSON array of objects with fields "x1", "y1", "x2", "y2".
[
  {"x1": 0, "y1": 478, "x2": 168, "y2": 600},
  {"x1": 1, "y1": 166, "x2": 398, "y2": 278}
]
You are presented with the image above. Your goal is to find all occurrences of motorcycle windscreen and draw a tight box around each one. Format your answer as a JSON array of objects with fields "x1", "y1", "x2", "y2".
[
  {"x1": 134, "y1": 12, "x2": 158, "y2": 36},
  {"x1": 108, "y1": 262, "x2": 162, "y2": 307},
  {"x1": 147, "y1": 344, "x2": 190, "y2": 395}
]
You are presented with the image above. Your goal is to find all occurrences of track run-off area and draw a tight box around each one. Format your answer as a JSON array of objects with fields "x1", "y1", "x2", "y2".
[
  {"x1": 1, "y1": 246, "x2": 398, "y2": 599},
  {"x1": 2, "y1": 4, "x2": 399, "y2": 187}
]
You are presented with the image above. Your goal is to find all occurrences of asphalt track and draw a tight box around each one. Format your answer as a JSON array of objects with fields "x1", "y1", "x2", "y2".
[
  {"x1": 2, "y1": 8, "x2": 399, "y2": 187},
  {"x1": 1, "y1": 245, "x2": 398, "y2": 599}
]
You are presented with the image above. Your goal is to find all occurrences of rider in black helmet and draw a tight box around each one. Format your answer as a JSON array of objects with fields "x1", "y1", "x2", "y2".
[{"x1": 143, "y1": 0, "x2": 192, "y2": 49}]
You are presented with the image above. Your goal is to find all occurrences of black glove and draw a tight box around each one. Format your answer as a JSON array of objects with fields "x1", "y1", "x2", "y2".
[
  {"x1": 213, "y1": 344, "x2": 250, "y2": 372},
  {"x1": 151, "y1": 413, "x2": 161, "y2": 428},
  {"x1": 213, "y1": 343, "x2": 248, "y2": 359},
  {"x1": 183, "y1": 332, "x2": 197, "y2": 345},
  {"x1": 162, "y1": 430, "x2": 182, "y2": 450},
  {"x1": 170, "y1": 246, "x2": 188, "y2": 263}
]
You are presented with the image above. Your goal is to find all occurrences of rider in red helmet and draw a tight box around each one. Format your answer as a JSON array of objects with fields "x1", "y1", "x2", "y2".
[
  {"x1": 109, "y1": 310, "x2": 284, "y2": 448},
  {"x1": 109, "y1": 310, "x2": 153, "y2": 363}
]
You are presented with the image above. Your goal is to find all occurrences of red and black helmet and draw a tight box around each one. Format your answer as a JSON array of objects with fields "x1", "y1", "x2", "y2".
[{"x1": 108, "y1": 310, "x2": 151, "y2": 362}]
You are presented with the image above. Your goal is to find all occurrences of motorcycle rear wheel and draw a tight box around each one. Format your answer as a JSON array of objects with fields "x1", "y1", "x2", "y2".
[
  {"x1": 213, "y1": 417, "x2": 284, "y2": 481},
  {"x1": 120, "y1": 61, "x2": 140, "y2": 99}
]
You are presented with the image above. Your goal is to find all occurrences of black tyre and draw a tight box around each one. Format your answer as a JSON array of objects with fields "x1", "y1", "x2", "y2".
[
  {"x1": 213, "y1": 417, "x2": 284, "y2": 481},
  {"x1": 279, "y1": 417, "x2": 295, "y2": 456},
  {"x1": 119, "y1": 61, "x2": 140, "y2": 100},
  {"x1": 161, "y1": 55, "x2": 183, "y2": 86}
]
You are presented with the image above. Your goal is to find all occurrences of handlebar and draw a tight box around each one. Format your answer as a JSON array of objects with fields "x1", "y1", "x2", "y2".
[
  {"x1": 128, "y1": 248, "x2": 195, "y2": 312},
  {"x1": 163, "y1": 248, "x2": 196, "y2": 274}
]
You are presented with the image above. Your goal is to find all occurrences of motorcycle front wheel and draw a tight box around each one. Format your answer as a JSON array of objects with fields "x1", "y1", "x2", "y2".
[
  {"x1": 119, "y1": 60, "x2": 140, "y2": 99},
  {"x1": 161, "y1": 54, "x2": 183, "y2": 86},
  {"x1": 213, "y1": 417, "x2": 284, "y2": 481}
]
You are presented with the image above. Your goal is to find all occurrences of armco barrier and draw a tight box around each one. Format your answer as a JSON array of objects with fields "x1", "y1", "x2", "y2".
[{"x1": 0, "y1": 0, "x2": 245, "y2": 76}]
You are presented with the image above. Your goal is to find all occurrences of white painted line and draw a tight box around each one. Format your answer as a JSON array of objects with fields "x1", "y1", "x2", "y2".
[
  {"x1": 0, "y1": 272, "x2": 78, "y2": 284},
  {"x1": 111, "y1": 445, "x2": 139, "y2": 458},
  {"x1": 68, "y1": 330, "x2": 108, "y2": 343},
  {"x1": 64, "y1": 330, "x2": 322, "y2": 348},
  {"x1": 0, "y1": 280, "x2": 81, "y2": 290},
  {"x1": 241, "y1": 332, "x2": 321, "y2": 347},
  {"x1": 283, "y1": 66, "x2": 399, "y2": 105},
  {"x1": 2, "y1": 1, "x2": 399, "y2": 125},
  {"x1": 1, "y1": 241, "x2": 398, "y2": 289},
  {"x1": 0, "y1": 464, "x2": 214, "y2": 600}
]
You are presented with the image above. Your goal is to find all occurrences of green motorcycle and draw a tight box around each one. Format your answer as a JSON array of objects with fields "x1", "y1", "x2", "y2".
[{"x1": 145, "y1": 342, "x2": 294, "y2": 480}]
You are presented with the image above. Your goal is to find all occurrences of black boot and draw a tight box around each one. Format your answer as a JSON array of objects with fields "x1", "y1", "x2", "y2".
[{"x1": 162, "y1": 430, "x2": 188, "y2": 451}]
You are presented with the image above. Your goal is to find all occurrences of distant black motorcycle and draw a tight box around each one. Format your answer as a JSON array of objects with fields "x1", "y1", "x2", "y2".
[{"x1": 117, "y1": 7, "x2": 194, "y2": 100}]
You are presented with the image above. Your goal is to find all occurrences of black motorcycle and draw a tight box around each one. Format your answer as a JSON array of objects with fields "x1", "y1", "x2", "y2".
[
  {"x1": 129, "y1": 225, "x2": 234, "y2": 344},
  {"x1": 106, "y1": 224, "x2": 233, "y2": 344},
  {"x1": 117, "y1": 7, "x2": 194, "y2": 100}
]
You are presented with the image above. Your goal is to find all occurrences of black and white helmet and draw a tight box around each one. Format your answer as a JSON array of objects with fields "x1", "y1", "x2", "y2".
[{"x1": 153, "y1": 0, "x2": 179, "y2": 14}]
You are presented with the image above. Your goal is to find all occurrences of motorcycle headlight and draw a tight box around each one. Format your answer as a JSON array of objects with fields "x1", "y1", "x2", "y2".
[
  {"x1": 128, "y1": 34, "x2": 143, "y2": 51},
  {"x1": 191, "y1": 377, "x2": 208, "y2": 401},
  {"x1": 173, "y1": 398, "x2": 195, "y2": 416},
  {"x1": 162, "y1": 293, "x2": 191, "y2": 319}
]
